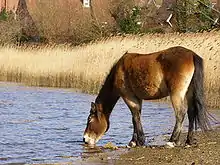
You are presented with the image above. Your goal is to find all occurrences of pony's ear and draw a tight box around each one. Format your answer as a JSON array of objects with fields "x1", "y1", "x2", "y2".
[{"x1": 91, "y1": 102, "x2": 96, "y2": 112}]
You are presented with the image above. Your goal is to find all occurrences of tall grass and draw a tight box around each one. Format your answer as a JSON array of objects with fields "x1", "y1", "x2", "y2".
[{"x1": 0, "y1": 31, "x2": 219, "y2": 108}]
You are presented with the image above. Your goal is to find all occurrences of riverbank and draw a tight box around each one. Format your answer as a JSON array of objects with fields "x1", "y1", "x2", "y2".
[{"x1": 79, "y1": 126, "x2": 220, "y2": 165}]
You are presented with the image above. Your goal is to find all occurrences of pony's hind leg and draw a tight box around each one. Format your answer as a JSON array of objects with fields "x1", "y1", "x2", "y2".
[
  {"x1": 167, "y1": 68, "x2": 194, "y2": 147},
  {"x1": 122, "y1": 95, "x2": 145, "y2": 147},
  {"x1": 186, "y1": 105, "x2": 196, "y2": 146},
  {"x1": 185, "y1": 89, "x2": 197, "y2": 146},
  {"x1": 168, "y1": 92, "x2": 187, "y2": 147}
]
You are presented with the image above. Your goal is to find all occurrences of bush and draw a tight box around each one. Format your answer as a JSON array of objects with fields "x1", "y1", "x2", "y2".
[
  {"x1": 110, "y1": 0, "x2": 142, "y2": 34},
  {"x1": 118, "y1": 6, "x2": 141, "y2": 34},
  {"x1": 0, "y1": 8, "x2": 8, "y2": 21},
  {"x1": 0, "y1": 10, "x2": 21, "y2": 45},
  {"x1": 175, "y1": 0, "x2": 215, "y2": 32}
]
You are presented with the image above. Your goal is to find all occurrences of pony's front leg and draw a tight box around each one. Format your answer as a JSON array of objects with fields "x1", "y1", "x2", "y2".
[
  {"x1": 123, "y1": 96, "x2": 145, "y2": 147},
  {"x1": 129, "y1": 110, "x2": 145, "y2": 147}
]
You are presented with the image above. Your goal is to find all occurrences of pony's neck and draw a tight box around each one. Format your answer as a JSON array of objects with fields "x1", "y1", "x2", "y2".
[
  {"x1": 95, "y1": 87, "x2": 119, "y2": 119},
  {"x1": 95, "y1": 63, "x2": 120, "y2": 119}
]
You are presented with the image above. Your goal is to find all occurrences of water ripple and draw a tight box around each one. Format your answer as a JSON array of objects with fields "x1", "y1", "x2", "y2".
[{"x1": 1, "y1": 82, "x2": 219, "y2": 164}]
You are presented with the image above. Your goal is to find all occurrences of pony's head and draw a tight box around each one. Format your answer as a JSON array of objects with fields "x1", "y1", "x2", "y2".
[{"x1": 83, "y1": 102, "x2": 108, "y2": 145}]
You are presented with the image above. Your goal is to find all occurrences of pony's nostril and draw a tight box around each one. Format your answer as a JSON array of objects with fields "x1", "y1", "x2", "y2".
[{"x1": 83, "y1": 137, "x2": 88, "y2": 144}]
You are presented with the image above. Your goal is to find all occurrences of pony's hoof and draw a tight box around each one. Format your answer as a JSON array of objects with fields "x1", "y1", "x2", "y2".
[
  {"x1": 186, "y1": 138, "x2": 197, "y2": 146},
  {"x1": 165, "y1": 142, "x2": 176, "y2": 148},
  {"x1": 128, "y1": 141, "x2": 137, "y2": 147},
  {"x1": 185, "y1": 141, "x2": 197, "y2": 148}
]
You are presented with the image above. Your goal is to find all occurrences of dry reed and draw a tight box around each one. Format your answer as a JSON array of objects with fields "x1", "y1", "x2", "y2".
[{"x1": 0, "y1": 31, "x2": 219, "y2": 108}]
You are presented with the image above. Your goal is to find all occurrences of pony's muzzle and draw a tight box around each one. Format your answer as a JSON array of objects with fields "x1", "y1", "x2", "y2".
[{"x1": 83, "y1": 134, "x2": 96, "y2": 145}]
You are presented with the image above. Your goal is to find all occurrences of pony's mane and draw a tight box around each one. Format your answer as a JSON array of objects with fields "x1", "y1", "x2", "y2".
[
  {"x1": 95, "y1": 62, "x2": 118, "y2": 103},
  {"x1": 95, "y1": 51, "x2": 127, "y2": 104}
]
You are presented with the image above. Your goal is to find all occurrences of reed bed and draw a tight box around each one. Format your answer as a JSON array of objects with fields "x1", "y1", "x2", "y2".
[{"x1": 0, "y1": 31, "x2": 219, "y2": 108}]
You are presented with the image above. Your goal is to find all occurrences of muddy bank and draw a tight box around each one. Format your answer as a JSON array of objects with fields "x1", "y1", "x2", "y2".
[{"x1": 79, "y1": 127, "x2": 220, "y2": 165}]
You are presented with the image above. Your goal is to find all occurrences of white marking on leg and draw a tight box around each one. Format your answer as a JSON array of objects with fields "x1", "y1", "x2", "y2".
[
  {"x1": 127, "y1": 141, "x2": 136, "y2": 148},
  {"x1": 130, "y1": 141, "x2": 137, "y2": 147}
]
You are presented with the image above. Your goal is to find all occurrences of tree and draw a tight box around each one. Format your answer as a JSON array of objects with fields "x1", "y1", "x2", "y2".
[{"x1": 16, "y1": 0, "x2": 39, "y2": 42}]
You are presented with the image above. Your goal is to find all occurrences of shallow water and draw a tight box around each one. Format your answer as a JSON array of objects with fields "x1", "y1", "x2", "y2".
[{"x1": 0, "y1": 82, "x2": 219, "y2": 164}]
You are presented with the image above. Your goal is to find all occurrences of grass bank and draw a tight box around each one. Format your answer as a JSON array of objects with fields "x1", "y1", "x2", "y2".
[
  {"x1": 0, "y1": 31, "x2": 219, "y2": 108},
  {"x1": 79, "y1": 127, "x2": 220, "y2": 165}
]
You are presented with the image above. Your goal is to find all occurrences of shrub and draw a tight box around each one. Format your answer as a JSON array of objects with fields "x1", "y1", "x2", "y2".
[
  {"x1": 110, "y1": 0, "x2": 142, "y2": 34},
  {"x1": 0, "y1": 8, "x2": 8, "y2": 21},
  {"x1": 175, "y1": 0, "x2": 215, "y2": 32},
  {"x1": 0, "y1": 10, "x2": 21, "y2": 45},
  {"x1": 118, "y1": 6, "x2": 141, "y2": 34}
]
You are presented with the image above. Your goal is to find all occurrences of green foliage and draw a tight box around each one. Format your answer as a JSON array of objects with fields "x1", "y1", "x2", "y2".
[
  {"x1": 119, "y1": 6, "x2": 141, "y2": 34},
  {"x1": 110, "y1": 0, "x2": 143, "y2": 34},
  {"x1": 0, "y1": 8, "x2": 8, "y2": 21},
  {"x1": 175, "y1": 0, "x2": 215, "y2": 32}
]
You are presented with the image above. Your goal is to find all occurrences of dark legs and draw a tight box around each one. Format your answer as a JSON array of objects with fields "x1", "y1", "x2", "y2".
[
  {"x1": 186, "y1": 91, "x2": 197, "y2": 145},
  {"x1": 123, "y1": 92, "x2": 188, "y2": 147},
  {"x1": 123, "y1": 96, "x2": 145, "y2": 147},
  {"x1": 186, "y1": 107, "x2": 196, "y2": 145}
]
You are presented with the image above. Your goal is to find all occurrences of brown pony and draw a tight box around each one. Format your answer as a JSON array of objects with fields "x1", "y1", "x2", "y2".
[{"x1": 83, "y1": 46, "x2": 210, "y2": 147}]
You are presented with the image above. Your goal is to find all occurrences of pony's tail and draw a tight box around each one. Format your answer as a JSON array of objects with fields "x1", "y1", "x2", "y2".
[{"x1": 191, "y1": 54, "x2": 211, "y2": 131}]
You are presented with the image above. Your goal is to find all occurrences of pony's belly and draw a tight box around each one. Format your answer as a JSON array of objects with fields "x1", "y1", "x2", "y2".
[{"x1": 133, "y1": 84, "x2": 169, "y2": 100}]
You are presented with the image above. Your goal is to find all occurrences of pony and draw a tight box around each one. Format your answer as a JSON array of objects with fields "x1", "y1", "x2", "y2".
[{"x1": 83, "y1": 46, "x2": 210, "y2": 147}]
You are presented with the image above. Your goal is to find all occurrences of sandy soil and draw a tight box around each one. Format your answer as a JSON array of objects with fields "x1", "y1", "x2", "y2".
[{"x1": 78, "y1": 126, "x2": 220, "y2": 165}]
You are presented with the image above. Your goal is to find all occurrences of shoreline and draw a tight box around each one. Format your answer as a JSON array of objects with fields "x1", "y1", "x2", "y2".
[{"x1": 77, "y1": 126, "x2": 220, "y2": 165}]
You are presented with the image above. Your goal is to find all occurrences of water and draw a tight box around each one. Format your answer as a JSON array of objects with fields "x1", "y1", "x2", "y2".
[{"x1": 0, "y1": 82, "x2": 218, "y2": 164}]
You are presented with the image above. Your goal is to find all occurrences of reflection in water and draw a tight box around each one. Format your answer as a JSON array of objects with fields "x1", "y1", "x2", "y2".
[
  {"x1": 0, "y1": 82, "x2": 219, "y2": 164},
  {"x1": 81, "y1": 145, "x2": 103, "y2": 158}
]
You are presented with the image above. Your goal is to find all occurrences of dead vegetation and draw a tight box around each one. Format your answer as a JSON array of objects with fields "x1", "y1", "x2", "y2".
[{"x1": 0, "y1": 31, "x2": 219, "y2": 108}]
